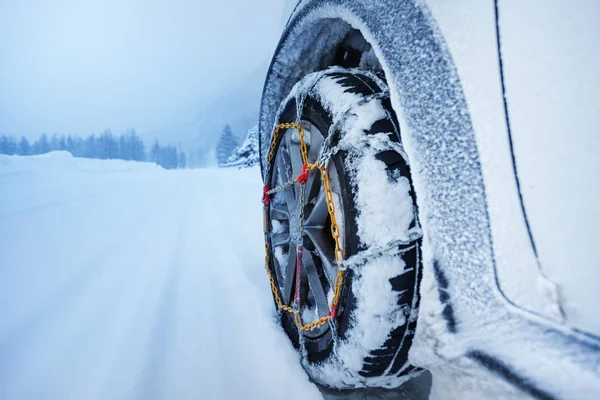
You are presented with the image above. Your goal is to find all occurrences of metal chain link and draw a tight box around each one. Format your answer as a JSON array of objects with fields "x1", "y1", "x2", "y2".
[
  {"x1": 293, "y1": 182, "x2": 307, "y2": 310},
  {"x1": 339, "y1": 233, "x2": 422, "y2": 272},
  {"x1": 263, "y1": 122, "x2": 346, "y2": 331},
  {"x1": 267, "y1": 178, "x2": 296, "y2": 195}
]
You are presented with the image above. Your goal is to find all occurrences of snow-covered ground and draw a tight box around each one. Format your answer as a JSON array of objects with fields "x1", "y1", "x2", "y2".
[{"x1": 0, "y1": 152, "x2": 322, "y2": 400}]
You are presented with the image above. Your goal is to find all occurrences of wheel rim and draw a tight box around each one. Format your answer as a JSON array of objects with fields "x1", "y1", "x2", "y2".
[{"x1": 269, "y1": 121, "x2": 344, "y2": 337}]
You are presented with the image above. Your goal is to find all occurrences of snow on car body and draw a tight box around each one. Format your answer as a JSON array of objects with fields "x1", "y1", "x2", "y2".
[{"x1": 259, "y1": 0, "x2": 600, "y2": 398}]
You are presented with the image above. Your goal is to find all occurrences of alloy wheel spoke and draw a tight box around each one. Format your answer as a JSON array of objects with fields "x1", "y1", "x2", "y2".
[
  {"x1": 282, "y1": 185, "x2": 297, "y2": 214},
  {"x1": 282, "y1": 245, "x2": 298, "y2": 305},
  {"x1": 271, "y1": 232, "x2": 290, "y2": 248},
  {"x1": 305, "y1": 191, "x2": 328, "y2": 228},
  {"x1": 270, "y1": 201, "x2": 289, "y2": 220},
  {"x1": 304, "y1": 169, "x2": 321, "y2": 204},
  {"x1": 287, "y1": 133, "x2": 305, "y2": 178},
  {"x1": 302, "y1": 248, "x2": 330, "y2": 316},
  {"x1": 305, "y1": 227, "x2": 338, "y2": 285},
  {"x1": 286, "y1": 133, "x2": 305, "y2": 201},
  {"x1": 277, "y1": 144, "x2": 293, "y2": 183}
]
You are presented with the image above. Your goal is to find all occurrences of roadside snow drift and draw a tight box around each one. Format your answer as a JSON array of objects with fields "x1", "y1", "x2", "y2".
[{"x1": 0, "y1": 152, "x2": 322, "y2": 400}]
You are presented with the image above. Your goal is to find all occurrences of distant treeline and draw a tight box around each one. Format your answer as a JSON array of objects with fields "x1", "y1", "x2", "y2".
[{"x1": 0, "y1": 130, "x2": 187, "y2": 169}]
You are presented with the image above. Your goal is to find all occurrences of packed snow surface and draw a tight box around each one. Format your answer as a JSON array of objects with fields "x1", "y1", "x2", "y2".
[{"x1": 0, "y1": 152, "x2": 322, "y2": 400}]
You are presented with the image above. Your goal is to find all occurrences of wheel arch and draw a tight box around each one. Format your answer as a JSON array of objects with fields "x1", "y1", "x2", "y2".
[{"x1": 259, "y1": 15, "x2": 356, "y2": 180}]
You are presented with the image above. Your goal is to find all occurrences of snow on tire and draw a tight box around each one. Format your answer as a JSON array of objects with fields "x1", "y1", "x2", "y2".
[{"x1": 265, "y1": 68, "x2": 423, "y2": 388}]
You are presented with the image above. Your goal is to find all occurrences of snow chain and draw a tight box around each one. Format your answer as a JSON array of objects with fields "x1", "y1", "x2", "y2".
[{"x1": 263, "y1": 122, "x2": 345, "y2": 332}]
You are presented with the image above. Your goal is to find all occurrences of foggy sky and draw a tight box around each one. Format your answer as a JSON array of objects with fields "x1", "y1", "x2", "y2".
[{"x1": 0, "y1": 0, "x2": 287, "y2": 140}]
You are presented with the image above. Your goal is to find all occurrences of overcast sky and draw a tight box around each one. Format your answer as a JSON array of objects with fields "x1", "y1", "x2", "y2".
[{"x1": 0, "y1": 0, "x2": 288, "y2": 139}]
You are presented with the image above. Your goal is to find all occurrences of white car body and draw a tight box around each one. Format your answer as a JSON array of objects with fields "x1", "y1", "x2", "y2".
[
  {"x1": 260, "y1": 0, "x2": 600, "y2": 397},
  {"x1": 427, "y1": 0, "x2": 600, "y2": 338}
]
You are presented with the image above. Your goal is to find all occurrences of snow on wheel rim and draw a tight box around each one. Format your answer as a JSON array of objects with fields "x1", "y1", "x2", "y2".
[{"x1": 269, "y1": 120, "x2": 344, "y2": 339}]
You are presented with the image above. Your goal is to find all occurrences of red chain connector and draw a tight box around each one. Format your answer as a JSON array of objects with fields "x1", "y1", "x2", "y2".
[
  {"x1": 328, "y1": 305, "x2": 338, "y2": 320},
  {"x1": 263, "y1": 185, "x2": 271, "y2": 205},
  {"x1": 297, "y1": 164, "x2": 309, "y2": 184}
]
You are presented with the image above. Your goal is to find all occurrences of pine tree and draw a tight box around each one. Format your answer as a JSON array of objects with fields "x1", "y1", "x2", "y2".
[
  {"x1": 50, "y1": 134, "x2": 59, "y2": 151},
  {"x1": 58, "y1": 135, "x2": 67, "y2": 151},
  {"x1": 178, "y1": 149, "x2": 187, "y2": 169},
  {"x1": 223, "y1": 125, "x2": 259, "y2": 168},
  {"x1": 216, "y1": 124, "x2": 239, "y2": 167},
  {"x1": 66, "y1": 135, "x2": 75, "y2": 154},
  {"x1": 160, "y1": 145, "x2": 178, "y2": 169},
  {"x1": 7, "y1": 137, "x2": 17, "y2": 154},
  {"x1": 18, "y1": 136, "x2": 30, "y2": 155},
  {"x1": 151, "y1": 141, "x2": 161, "y2": 163},
  {"x1": 119, "y1": 134, "x2": 131, "y2": 160},
  {"x1": 150, "y1": 141, "x2": 177, "y2": 169},
  {"x1": 0, "y1": 135, "x2": 17, "y2": 155},
  {"x1": 36, "y1": 134, "x2": 50, "y2": 154},
  {"x1": 97, "y1": 130, "x2": 118, "y2": 159},
  {"x1": 84, "y1": 135, "x2": 97, "y2": 158},
  {"x1": 129, "y1": 130, "x2": 145, "y2": 161}
]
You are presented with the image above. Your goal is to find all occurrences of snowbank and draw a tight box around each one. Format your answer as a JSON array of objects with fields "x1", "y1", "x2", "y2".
[{"x1": 0, "y1": 151, "x2": 164, "y2": 178}]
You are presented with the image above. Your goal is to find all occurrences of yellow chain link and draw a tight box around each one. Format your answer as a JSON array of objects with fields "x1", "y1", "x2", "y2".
[
  {"x1": 297, "y1": 124, "x2": 309, "y2": 165},
  {"x1": 264, "y1": 122, "x2": 345, "y2": 331},
  {"x1": 268, "y1": 122, "x2": 303, "y2": 165}
]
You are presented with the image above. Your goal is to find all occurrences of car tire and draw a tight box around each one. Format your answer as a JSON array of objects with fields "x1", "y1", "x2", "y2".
[{"x1": 264, "y1": 68, "x2": 423, "y2": 388}]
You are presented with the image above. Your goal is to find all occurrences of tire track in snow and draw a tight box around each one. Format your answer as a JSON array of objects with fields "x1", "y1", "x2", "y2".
[
  {"x1": 178, "y1": 179, "x2": 252, "y2": 398},
  {"x1": 63, "y1": 181, "x2": 191, "y2": 400},
  {"x1": 134, "y1": 184, "x2": 192, "y2": 400},
  {"x1": 152, "y1": 177, "x2": 223, "y2": 400}
]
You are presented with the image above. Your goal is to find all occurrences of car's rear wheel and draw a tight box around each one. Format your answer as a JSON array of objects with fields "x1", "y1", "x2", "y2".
[{"x1": 264, "y1": 68, "x2": 424, "y2": 388}]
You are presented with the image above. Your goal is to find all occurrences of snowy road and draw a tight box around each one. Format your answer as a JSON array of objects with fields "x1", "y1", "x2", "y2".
[{"x1": 0, "y1": 153, "x2": 322, "y2": 400}]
